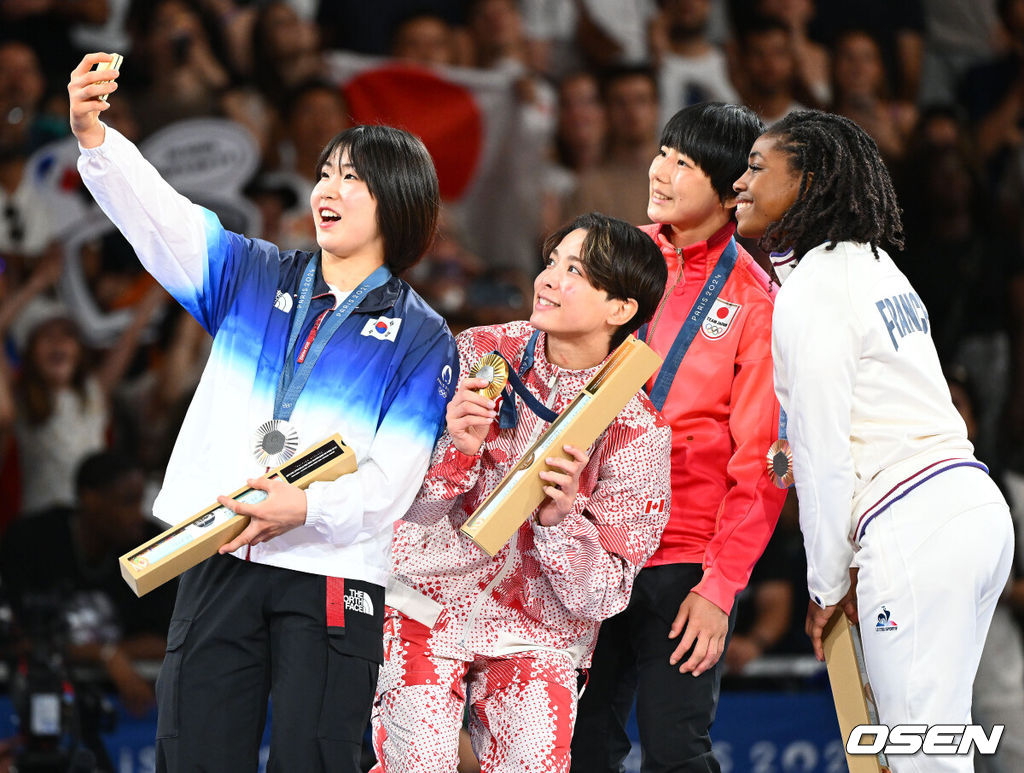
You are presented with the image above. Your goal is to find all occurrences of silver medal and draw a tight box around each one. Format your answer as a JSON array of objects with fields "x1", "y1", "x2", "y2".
[{"x1": 251, "y1": 419, "x2": 300, "y2": 467}]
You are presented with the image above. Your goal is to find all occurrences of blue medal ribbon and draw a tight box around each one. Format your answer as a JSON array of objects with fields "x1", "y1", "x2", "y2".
[
  {"x1": 274, "y1": 257, "x2": 391, "y2": 422},
  {"x1": 497, "y1": 330, "x2": 558, "y2": 429},
  {"x1": 640, "y1": 238, "x2": 739, "y2": 411},
  {"x1": 767, "y1": 407, "x2": 794, "y2": 488}
]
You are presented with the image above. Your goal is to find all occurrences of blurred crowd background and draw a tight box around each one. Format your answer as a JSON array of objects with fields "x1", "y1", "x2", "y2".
[{"x1": 3, "y1": 0, "x2": 1024, "y2": 769}]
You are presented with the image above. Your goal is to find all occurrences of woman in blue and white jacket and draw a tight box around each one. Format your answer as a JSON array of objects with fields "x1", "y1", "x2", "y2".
[{"x1": 69, "y1": 53, "x2": 457, "y2": 773}]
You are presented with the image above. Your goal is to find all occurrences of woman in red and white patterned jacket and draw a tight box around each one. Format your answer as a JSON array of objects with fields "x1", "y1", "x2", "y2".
[{"x1": 371, "y1": 213, "x2": 672, "y2": 773}]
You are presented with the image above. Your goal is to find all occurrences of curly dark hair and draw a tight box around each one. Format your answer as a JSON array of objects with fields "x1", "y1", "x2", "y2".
[{"x1": 759, "y1": 110, "x2": 905, "y2": 261}]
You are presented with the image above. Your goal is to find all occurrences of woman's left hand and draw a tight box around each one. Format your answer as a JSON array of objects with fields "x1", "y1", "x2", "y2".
[
  {"x1": 217, "y1": 475, "x2": 307, "y2": 553},
  {"x1": 534, "y1": 444, "x2": 589, "y2": 527}
]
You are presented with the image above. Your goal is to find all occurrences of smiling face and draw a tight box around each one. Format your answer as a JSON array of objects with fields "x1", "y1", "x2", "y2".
[
  {"x1": 530, "y1": 228, "x2": 630, "y2": 364},
  {"x1": 310, "y1": 148, "x2": 384, "y2": 263},
  {"x1": 648, "y1": 146, "x2": 732, "y2": 245},
  {"x1": 28, "y1": 318, "x2": 82, "y2": 388},
  {"x1": 733, "y1": 134, "x2": 803, "y2": 240}
]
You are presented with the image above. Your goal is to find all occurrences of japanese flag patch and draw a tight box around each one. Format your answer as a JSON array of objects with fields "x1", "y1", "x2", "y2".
[
  {"x1": 361, "y1": 316, "x2": 402, "y2": 342},
  {"x1": 701, "y1": 299, "x2": 741, "y2": 340}
]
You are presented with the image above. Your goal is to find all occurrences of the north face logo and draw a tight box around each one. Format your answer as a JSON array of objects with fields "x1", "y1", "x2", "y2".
[
  {"x1": 344, "y1": 589, "x2": 374, "y2": 615},
  {"x1": 274, "y1": 290, "x2": 293, "y2": 313}
]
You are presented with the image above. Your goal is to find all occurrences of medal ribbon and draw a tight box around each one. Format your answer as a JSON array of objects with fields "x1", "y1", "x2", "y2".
[
  {"x1": 274, "y1": 257, "x2": 391, "y2": 422},
  {"x1": 639, "y1": 238, "x2": 739, "y2": 411},
  {"x1": 496, "y1": 330, "x2": 558, "y2": 429}
]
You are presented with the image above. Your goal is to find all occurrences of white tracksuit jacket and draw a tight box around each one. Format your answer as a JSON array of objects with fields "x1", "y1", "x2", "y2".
[{"x1": 771, "y1": 241, "x2": 979, "y2": 608}]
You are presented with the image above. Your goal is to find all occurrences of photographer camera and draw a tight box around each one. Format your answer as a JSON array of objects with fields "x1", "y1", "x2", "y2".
[
  {"x1": 1, "y1": 583, "x2": 110, "y2": 773},
  {"x1": 0, "y1": 451, "x2": 177, "y2": 771}
]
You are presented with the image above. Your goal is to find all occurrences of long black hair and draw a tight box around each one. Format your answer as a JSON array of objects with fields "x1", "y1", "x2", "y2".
[{"x1": 759, "y1": 110, "x2": 905, "y2": 260}]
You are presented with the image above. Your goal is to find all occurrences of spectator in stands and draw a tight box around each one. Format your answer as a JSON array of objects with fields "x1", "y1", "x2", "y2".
[
  {"x1": 316, "y1": 1, "x2": 467, "y2": 58},
  {"x1": 918, "y1": 0, "x2": 1002, "y2": 106},
  {"x1": 129, "y1": 0, "x2": 230, "y2": 137},
  {"x1": 809, "y1": 0, "x2": 926, "y2": 103},
  {"x1": 0, "y1": 0, "x2": 107, "y2": 94},
  {"x1": 0, "y1": 144, "x2": 60, "y2": 285},
  {"x1": 0, "y1": 41, "x2": 49, "y2": 152},
  {"x1": 403, "y1": 207, "x2": 485, "y2": 331},
  {"x1": 830, "y1": 29, "x2": 918, "y2": 162},
  {"x1": 732, "y1": 16, "x2": 807, "y2": 126},
  {"x1": 899, "y1": 111, "x2": 1024, "y2": 469},
  {"x1": 4, "y1": 282, "x2": 166, "y2": 516},
  {"x1": 248, "y1": 2, "x2": 324, "y2": 105},
  {"x1": 392, "y1": 12, "x2": 460, "y2": 67},
  {"x1": 652, "y1": 0, "x2": 742, "y2": 128},
  {"x1": 753, "y1": 0, "x2": 830, "y2": 106},
  {"x1": 565, "y1": 66, "x2": 660, "y2": 225},
  {"x1": 962, "y1": 0, "x2": 1024, "y2": 166},
  {"x1": 260, "y1": 80, "x2": 351, "y2": 252},
  {"x1": 465, "y1": 0, "x2": 556, "y2": 260},
  {"x1": 0, "y1": 450, "x2": 176, "y2": 720},
  {"x1": 541, "y1": 70, "x2": 607, "y2": 237},
  {"x1": 467, "y1": 0, "x2": 531, "y2": 71},
  {"x1": 521, "y1": 0, "x2": 657, "y2": 76}
]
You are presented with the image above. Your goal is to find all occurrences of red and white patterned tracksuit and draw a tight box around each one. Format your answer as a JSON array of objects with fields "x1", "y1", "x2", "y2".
[{"x1": 371, "y1": 322, "x2": 672, "y2": 772}]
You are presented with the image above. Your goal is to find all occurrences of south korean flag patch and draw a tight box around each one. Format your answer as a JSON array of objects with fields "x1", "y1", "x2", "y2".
[
  {"x1": 361, "y1": 316, "x2": 402, "y2": 342},
  {"x1": 701, "y1": 299, "x2": 741, "y2": 340}
]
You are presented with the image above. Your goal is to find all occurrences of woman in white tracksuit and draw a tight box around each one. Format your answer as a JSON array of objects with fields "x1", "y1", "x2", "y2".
[{"x1": 732, "y1": 109, "x2": 1014, "y2": 773}]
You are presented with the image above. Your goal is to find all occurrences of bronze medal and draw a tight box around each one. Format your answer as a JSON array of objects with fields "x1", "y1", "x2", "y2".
[{"x1": 766, "y1": 439, "x2": 794, "y2": 488}]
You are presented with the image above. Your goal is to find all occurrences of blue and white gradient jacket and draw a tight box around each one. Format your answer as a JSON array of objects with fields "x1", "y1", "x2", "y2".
[{"x1": 78, "y1": 126, "x2": 457, "y2": 586}]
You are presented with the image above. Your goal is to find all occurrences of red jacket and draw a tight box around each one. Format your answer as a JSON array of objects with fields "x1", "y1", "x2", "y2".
[
  {"x1": 640, "y1": 222, "x2": 787, "y2": 614},
  {"x1": 390, "y1": 322, "x2": 672, "y2": 666}
]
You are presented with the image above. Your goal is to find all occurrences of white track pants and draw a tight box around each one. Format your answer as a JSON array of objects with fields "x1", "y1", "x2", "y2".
[{"x1": 855, "y1": 466, "x2": 1014, "y2": 773}]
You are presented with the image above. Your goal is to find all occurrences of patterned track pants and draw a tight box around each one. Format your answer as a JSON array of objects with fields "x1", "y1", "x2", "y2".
[{"x1": 371, "y1": 610, "x2": 578, "y2": 772}]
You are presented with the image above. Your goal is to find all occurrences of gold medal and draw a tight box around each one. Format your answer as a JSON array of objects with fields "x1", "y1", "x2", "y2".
[
  {"x1": 470, "y1": 353, "x2": 509, "y2": 400},
  {"x1": 252, "y1": 419, "x2": 300, "y2": 467},
  {"x1": 766, "y1": 439, "x2": 794, "y2": 488}
]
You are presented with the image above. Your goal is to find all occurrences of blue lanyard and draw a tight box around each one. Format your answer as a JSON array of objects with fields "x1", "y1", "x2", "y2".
[
  {"x1": 497, "y1": 329, "x2": 558, "y2": 429},
  {"x1": 274, "y1": 258, "x2": 391, "y2": 421},
  {"x1": 642, "y1": 238, "x2": 739, "y2": 410}
]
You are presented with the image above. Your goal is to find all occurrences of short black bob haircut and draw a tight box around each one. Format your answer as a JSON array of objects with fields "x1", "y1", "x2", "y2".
[
  {"x1": 316, "y1": 125, "x2": 440, "y2": 274},
  {"x1": 757, "y1": 110, "x2": 905, "y2": 261},
  {"x1": 542, "y1": 212, "x2": 668, "y2": 349},
  {"x1": 659, "y1": 102, "x2": 765, "y2": 203}
]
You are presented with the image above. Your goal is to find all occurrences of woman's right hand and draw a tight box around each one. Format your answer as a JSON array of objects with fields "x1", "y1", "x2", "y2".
[
  {"x1": 68, "y1": 53, "x2": 121, "y2": 149},
  {"x1": 446, "y1": 377, "x2": 498, "y2": 456}
]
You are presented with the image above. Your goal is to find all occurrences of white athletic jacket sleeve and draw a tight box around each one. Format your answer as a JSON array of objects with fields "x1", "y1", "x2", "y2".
[
  {"x1": 78, "y1": 123, "x2": 457, "y2": 586},
  {"x1": 772, "y1": 251, "x2": 861, "y2": 608},
  {"x1": 77, "y1": 125, "x2": 206, "y2": 296}
]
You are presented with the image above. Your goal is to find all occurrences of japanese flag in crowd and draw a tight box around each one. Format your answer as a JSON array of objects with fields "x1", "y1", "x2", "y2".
[{"x1": 325, "y1": 51, "x2": 545, "y2": 273}]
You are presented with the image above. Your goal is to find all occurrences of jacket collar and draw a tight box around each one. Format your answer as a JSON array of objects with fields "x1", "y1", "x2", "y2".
[
  {"x1": 525, "y1": 326, "x2": 610, "y2": 390},
  {"x1": 306, "y1": 252, "x2": 402, "y2": 313},
  {"x1": 648, "y1": 221, "x2": 735, "y2": 277}
]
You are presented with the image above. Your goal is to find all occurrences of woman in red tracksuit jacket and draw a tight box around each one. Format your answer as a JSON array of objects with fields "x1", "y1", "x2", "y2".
[{"x1": 572, "y1": 103, "x2": 789, "y2": 773}]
